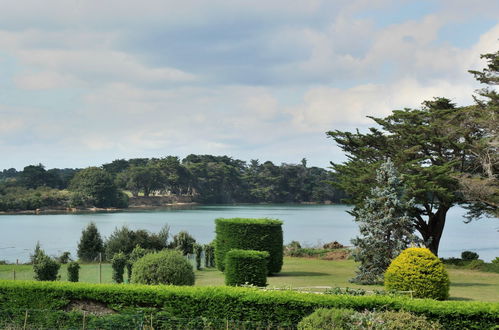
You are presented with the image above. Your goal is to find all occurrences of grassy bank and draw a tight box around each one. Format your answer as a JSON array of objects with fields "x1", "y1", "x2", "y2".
[{"x1": 1, "y1": 257, "x2": 498, "y2": 302}]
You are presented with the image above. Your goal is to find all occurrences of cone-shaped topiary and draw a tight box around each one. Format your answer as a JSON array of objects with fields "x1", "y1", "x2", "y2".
[{"x1": 384, "y1": 247, "x2": 449, "y2": 300}]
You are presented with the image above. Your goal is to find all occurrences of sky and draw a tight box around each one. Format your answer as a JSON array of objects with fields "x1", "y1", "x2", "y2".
[{"x1": 0, "y1": 0, "x2": 498, "y2": 170}]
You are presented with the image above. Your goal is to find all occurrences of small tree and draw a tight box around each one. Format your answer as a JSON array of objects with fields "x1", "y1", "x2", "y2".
[
  {"x1": 30, "y1": 241, "x2": 44, "y2": 264},
  {"x1": 32, "y1": 245, "x2": 60, "y2": 281},
  {"x1": 193, "y1": 243, "x2": 203, "y2": 270},
  {"x1": 350, "y1": 159, "x2": 419, "y2": 284},
  {"x1": 127, "y1": 245, "x2": 150, "y2": 280},
  {"x1": 111, "y1": 252, "x2": 127, "y2": 284},
  {"x1": 170, "y1": 231, "x2": 196, "y2": 256},
  {"x1": 77, "y1": 222, "x2": 104, "y2": 262},
  {"x1": 67, "y1": 261, "x2": 80, "y2": 282}
]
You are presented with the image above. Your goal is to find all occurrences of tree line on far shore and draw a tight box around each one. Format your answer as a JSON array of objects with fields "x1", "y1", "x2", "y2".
[{"x1": 0, "y1": 155, "x2": 346, "y2": 211}]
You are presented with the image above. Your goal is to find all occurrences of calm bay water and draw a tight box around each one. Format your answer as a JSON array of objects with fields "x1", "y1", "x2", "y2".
[{"x1": 0, "y1": 204, "x2": 497, "y2": 262}]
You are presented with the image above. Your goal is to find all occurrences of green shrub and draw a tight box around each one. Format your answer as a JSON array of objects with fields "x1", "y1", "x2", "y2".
[
  {"x1": 131, "y1": 250, "x2": 194, "y2": 285},
  {"x1": 215, "y1": 218, "x2": 283, "y2": 274},
  {"x1": 111, "y1": 252, "x2": 127, "y2": 283},
  {"x1": 57, "y1": 251, "x2": 71, "y2": 264},
  {"x1": 492, "y1": 257, "x2": 499, "y2": 265},
  {"x1": 461, "y1": 251, "x2": 479, "y2": 261},
  {"x1": 170, "y1": 231, "x2": 196, "y2": 256},
  {"x1": 298, "y1": 308, "x2": 355, "y2": 329},
  {"x1": 224, "y1": 249, "x2": 269, "y2": 287},
  {"x1": 67, "y1": 261, "x2": 80, "y2": 282},
  {"x1": 203, "y1": 243, "x2": 215, "y2": 268},
  {"x1": 0, "y1": 281, "x2": 497, "y2": 329},
  {"x1": 77, "y1": 222, "x2": 104, "y2": 262},
  {"x1": 298, "y1": 308, "x2": 441, "y2": 329},
  {"x1": 466, "y1": 259, "x2": 485, "y2": 270},
  {"x1": 127, "y1": 245, "x2": 150, "y2": 279},
  {"x1": 33, "y1": 254, "x2": 60, "y2": 281},
  {"x1": 193, "y1": 243, "x2": 203, "y2": 270},
  {"x1": 384, "y1": 247, "x2": 449, "y2": 300}
]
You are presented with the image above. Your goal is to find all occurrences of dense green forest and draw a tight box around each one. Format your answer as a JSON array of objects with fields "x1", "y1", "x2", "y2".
[{"x1": 0, "y1": 155, "x2": 346, "y2": 211}]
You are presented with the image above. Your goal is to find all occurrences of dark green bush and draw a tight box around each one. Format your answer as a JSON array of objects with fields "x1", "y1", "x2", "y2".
[
  {"x1": 461, "y1": 251, "x2": 479, "y2": 261},
  {"x1": 104, "y1": 225, "x2": 169, "y2": 260},
  {"x1": 57, "y1": 251, "x2": 71, "y2": 264},
  {"x1": 203, "y1": 243, "x2": 215, "y2": 268},
  {"x1": 193, "y1": 243, "x2": 203, "y2": 270},
  {"x1": 111, "y1": 252, "x2": 127, "y2": 283},
  {"x1": 126, "y1": 245, "x2": 150, "y2": 279},
  {"x1": 33, "y1": 254, "x2": 60, "y2": 281},
  {"x1": 131, "y1": 250, "x2": 194, "y2": 285},
  {"x1": 67, "y1": 261, "x2": 80, "y2": 282},
  {"x1": 77, "y1": 222, "x2": 104, "y2": 262},
  {"x1": 225, "y1": 249, "x2": 269, "y2": 287},
  {"x1": 0, "y1": 281, "x2": 497, "y2": 329},
  {"x1": 385, "y1": 248, "x2": 449, "y2": 300},
  {"x1": 170, "y1": 231, "x2": 196, "y2": 256},
  {"x1": 215, "y1": 218, "x2": 283, "y2": 274}
]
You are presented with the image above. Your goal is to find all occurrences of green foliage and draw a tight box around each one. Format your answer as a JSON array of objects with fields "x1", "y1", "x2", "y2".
[
  {"x1": 69, "y1": 167, "x2": 127, "y2": 208},
  {"x1": 203, "y1": 243, "x2": 215, "y2": 268},
  {"x1": 215, "y1": 218, "x2": 283, "y2": 274},
  {"x1": 32, "y1": 248, "x2": 60, "y2": 281},
  {"x1": 466, "y1": 259, "x2": 486, "y2": 270},
  {"x1": 131, "y1": 249, "x2": 194, "y2": 285},
  {"x1": 299, "y1": 308, "x2": 442, "y2": 330},
  {"x1": 104, "y1": 225, "x2": 169, "y2": 260},
  {"x1": 350, "y1": 159, "x2": 419, "y2": 285},
  {"x1": 67, "y1": 261, "x2": 80, "y2": 282},
  {"x1": 298, "y1": 308, "x2": 356, "y2": 329},
  {"x1": 492, "y1": 257, "x2": 499, "y2": 265},
  {"x1": 126, "y1": 245, "x2": 151, "y2": 279},
  {"x1": 77, "y1": 222, "x2": 104, "y2": 262},
  {"x1": 57, "y1": 251, "x2": 71, "y2": 264},
  {"x1": 224, "y1": 249, "x2": 269, "y2": 287},
  {"x1": 0, "y1": 281, "x2": 497, "y2": 329},
  {"x1": 0, "y1": 186, "x2": 70, "y2": 212},
  {"x1": 461, "y1": 251, "x2": 479, "y2": 261},
  {"x1": 170, "y1": 231, "x2": 196, "y2": 256},
  {"x1": 116, "y1": 165, "x2": 164, "y2": 197},
  {"x1": 111, "y1": 252, "x2": 127, "y2": 283},
  {"x1": 193, "y1": 243, "x2": 203, "y2": 270},
  {"x1": 385, "y1": 248, "x2": 449, "y2": 300}
]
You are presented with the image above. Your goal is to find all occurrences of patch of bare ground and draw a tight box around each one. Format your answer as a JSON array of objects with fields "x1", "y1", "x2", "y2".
[{"x1": 64, "y1": 300, "x2": 115, "y2": 316}]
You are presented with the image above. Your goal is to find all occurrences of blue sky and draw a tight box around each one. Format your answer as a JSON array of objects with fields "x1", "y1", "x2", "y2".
[{"x1": 0, "y1": 0, "x2": 498, "y2": 170}]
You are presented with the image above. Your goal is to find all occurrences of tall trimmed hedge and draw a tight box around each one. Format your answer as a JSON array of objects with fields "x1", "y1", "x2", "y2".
[
  {"x1": 0, "y1": 281, "x2": 497, "y2": 329},
  {"x1": 225, "y1": 249, "x2": 269, "y2": 287},
  {"x1": 215, "y1": 218, "x2": 283, "y2": 274}
]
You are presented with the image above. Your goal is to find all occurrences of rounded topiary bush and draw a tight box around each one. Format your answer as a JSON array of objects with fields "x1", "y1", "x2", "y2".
[
  {"x1": 215, "y1": 218, "x2": 283, "y2": 274},
  {"x1": 225, "y1": 249, "x2": 269, "y2": 287},
  {"x1": 384, "y1": 247, "x2": 449, "y2": 300},
  {"x1": 131, "y1": 250, "x2": 194, "y2": 286}
]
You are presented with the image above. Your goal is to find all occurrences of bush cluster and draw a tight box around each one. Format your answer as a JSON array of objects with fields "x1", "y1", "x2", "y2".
[
  {"x1": 384, "y1": 248, "x2": 449, "y2": 300},
  {"x1": 0, "y1": 281, "x2": 497, "y2": 329},
  {"x1": 67, "y1": 261, "x2": 80, "y2": 282},
  {"x1": 215, "y1": 218, "x2": 283, "y2": 274},
  {"x1": 131, "y1": 250, "x2": 194, "y2": 285},
  {"x1": 224, "y1": 249, "x2": 269, "y2": 287},
  {"x1": 298, "y1": 308, "x2": 442, "y2": 329}
]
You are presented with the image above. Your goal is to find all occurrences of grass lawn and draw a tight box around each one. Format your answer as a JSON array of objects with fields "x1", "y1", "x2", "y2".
[{"x1": 1, "y1": 257, "x2": 498, "y2": 302}]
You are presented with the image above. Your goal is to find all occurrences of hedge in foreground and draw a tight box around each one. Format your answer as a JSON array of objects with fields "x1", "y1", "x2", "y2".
[
  {"x1": 215, "y1": 218, "x2": 283, "y2": 274},
  {"x1": 385, "y1": 248, "x2": 449, "y2": 300},
  {"x1": 0, "y1": 281, "x2": 497, "y2": 329},
  {"x1": 225, "y1": 249, "x2": 269, "y2": 287}
]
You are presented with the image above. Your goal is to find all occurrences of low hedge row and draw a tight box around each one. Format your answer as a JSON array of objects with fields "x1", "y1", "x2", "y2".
[
  {"x1": 225, "y1": 249, "x2": 269, "y2": 286},
  {"x1": 0, "y1": 280, "x2": 497, "y2": 329}
]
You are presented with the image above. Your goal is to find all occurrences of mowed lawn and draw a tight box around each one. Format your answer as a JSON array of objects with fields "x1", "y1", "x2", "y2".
[{"x1": 1, "y1": 257, "x2": 498, "y2": 302}]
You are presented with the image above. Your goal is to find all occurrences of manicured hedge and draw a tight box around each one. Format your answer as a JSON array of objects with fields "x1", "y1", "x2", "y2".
[
  {"x1": 225, "y1": 249, "x2": 269, "y2": 287},
  {"x1": 0, "y1": 280, "x2": 497, "y2": 329},
  {"x1": 385, "y1": 248, "x2": 449, "y2": 300},
  {"x1": 215, "y1": 218, "x2": 283, "y2": 274}
]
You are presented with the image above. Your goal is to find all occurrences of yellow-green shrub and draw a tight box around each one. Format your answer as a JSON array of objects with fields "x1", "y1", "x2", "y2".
[{"x1": 384, "y1": 248, "x2": 449, "y2": 300}]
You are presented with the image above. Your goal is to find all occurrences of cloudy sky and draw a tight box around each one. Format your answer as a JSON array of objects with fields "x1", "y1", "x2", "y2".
[{"x1": 0, "y1": 0, "x2": 498, "y2": 170}]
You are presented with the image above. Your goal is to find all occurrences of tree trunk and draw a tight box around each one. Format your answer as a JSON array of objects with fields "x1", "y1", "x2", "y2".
[{"x1": 416, "y1": 206, "x2": 450, "y2": 256}]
